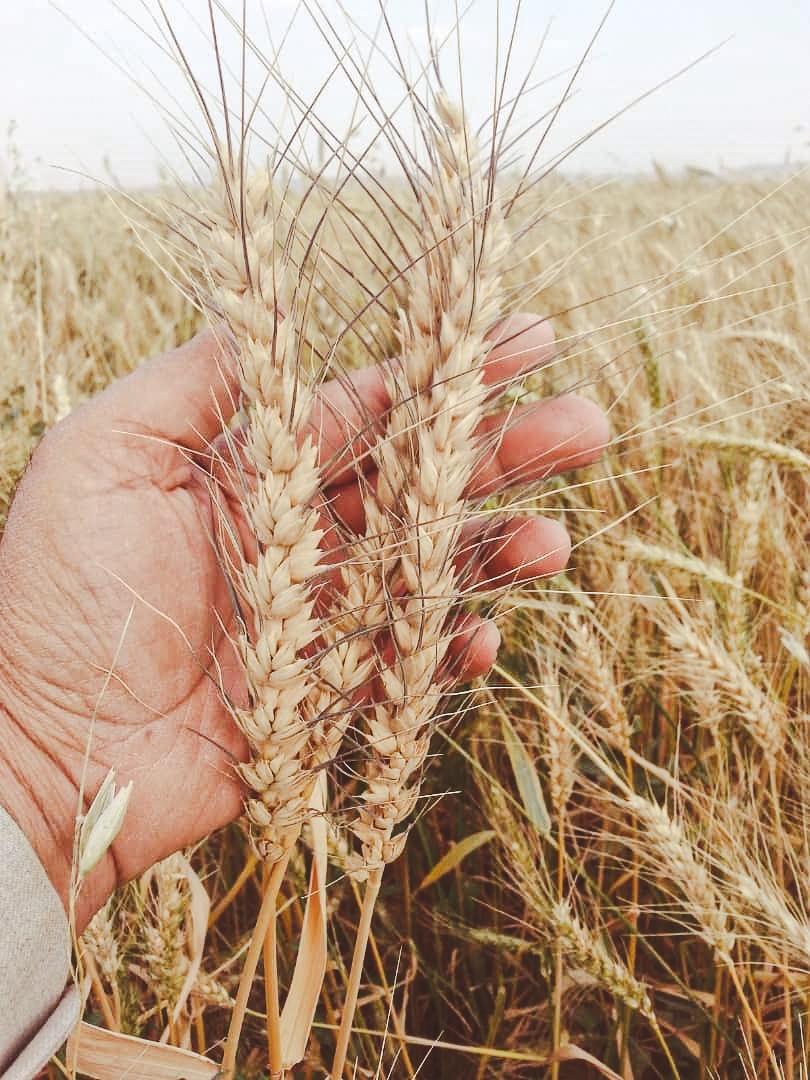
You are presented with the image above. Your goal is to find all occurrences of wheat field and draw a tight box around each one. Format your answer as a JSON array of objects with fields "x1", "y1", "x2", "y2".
[{"x1": 3, "y1": 12, "x2": 810, "y2": 1079}]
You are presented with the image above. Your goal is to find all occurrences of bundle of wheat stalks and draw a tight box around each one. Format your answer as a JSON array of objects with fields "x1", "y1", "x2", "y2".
[{"x1": 197, "y1": 97, "x2": 516, "y2": 1077}]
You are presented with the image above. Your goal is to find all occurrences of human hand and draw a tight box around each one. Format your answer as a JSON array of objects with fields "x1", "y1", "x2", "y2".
[{"x1": 0, "y1": 315, "x2": 607, "y2": 931}]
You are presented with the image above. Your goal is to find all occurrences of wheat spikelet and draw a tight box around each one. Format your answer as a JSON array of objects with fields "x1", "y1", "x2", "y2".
[
  {"x1": 480, "y1": 753, "x2": 657, "y2": 1033},
  {"x1": 137, "y1": 852, "x2": 226, "y2": 1050},
  {"x1": 625, "y1": 792, "x2": 782, "y2": 1070},
  {"x1": 794, "y1": 564, "x2": 810, "y2": 640}
]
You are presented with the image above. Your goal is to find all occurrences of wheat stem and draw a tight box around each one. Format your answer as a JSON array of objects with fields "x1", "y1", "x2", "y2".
[
  {"x1": 263, "y1": 862, "x2": 283, "y2": 1079},
  {"x1": 724, "y1": 959, "x2": 781, "y2": 1077},
  {"x1": 208, "y1": 852, "x2": 260, "y2": 928},
  {"x1": 331, "y1": 866, "x2": 383, "y2": 1080},
  {"x1": 82, "y1": 950, "x2": 119, "y2": 1033},
  {"x1": 348, "y1": 876, "x2": 415, "y2": 1076},
  {"x1": 222, "y1": 852, "x2": 290, "y2": 1079}
]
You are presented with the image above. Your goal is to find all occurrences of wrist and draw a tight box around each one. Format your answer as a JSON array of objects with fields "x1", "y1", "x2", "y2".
[
  {"x1": 0, "y1": 697, "x2": 117, "y2": 933},
  {"x1": 0, "y1": 702, "x2": 75, "y2": 903}
]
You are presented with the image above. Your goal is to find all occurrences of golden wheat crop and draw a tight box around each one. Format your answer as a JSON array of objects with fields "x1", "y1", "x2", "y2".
[{"x1": 3, "y1": 7, "x2": 810, "y2": 1078}]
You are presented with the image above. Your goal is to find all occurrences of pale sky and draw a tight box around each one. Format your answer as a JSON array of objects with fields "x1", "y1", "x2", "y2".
[{"x1": 1, "y1": 1, "x2": 808, "y2": 190}]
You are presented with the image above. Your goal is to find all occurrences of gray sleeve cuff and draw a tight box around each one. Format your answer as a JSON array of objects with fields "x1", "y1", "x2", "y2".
[{"x1": 0, "y1": 806, "x2": 79, "y2": 1078}]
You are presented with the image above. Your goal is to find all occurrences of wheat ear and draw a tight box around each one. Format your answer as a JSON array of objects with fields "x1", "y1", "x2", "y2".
[
  {"x1": 190, "y1": 153, "x2": 326, "y2": 1077},
  {"x1": 330, "y1": 94, "x2": 509, "y2": 1078}
]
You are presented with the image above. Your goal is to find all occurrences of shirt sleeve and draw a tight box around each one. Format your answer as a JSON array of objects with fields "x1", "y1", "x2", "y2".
[{"x1": 0, "y1": 806, "x2": 80, "y2": 1080}]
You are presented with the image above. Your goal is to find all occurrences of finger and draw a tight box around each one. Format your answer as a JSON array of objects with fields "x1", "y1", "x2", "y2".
[
  {"x1": 483, "y1": 312, "x2": 556, "y2": 389},
  {"x1": 84, "y1": 328, "x2": 241, "y2": 454},
  {"x1": 442, "y1": 614, "x2": 502, "y2": 682},
  {"x1": 457, "y1": 516, "x2": 571, "y2": 589},
  {"x1": 305, "y1": 314, "x2": 557, "y2": 488},
  {"x1": 472, "y1": 394, "x2": 609, "y2": 497}
]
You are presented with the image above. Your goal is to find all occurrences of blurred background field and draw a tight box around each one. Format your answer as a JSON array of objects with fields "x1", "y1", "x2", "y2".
[{"x1": 3, "y1": 167, "x2": 810, "y2": 1078}]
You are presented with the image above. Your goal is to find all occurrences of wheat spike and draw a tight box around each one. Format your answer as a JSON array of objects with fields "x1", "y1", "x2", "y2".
[
  {"x1": 626, "y1": 793, "x2": 735, "y2": 958},
  {"x1": 552, "y1": 900, "x2": 654, "y2": 1019},
  {"x1": 343, "y1": 95, "x2": 509, "y2": 878},
  {"x1": 185, "y1": 152, "x2": 333, "y2": 1076},
  {"x1": 199, "y1": 156, "x2": 324, "y2": 863}
]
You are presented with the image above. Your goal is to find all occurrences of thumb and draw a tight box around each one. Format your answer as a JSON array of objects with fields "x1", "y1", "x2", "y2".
[{"x1": 83, "y1": 328, "x2": 241, "y2": 454}]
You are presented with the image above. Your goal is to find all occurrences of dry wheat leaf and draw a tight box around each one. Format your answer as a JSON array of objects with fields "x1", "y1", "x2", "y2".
[
  {"x1": 67, "y1": 1022, "x2": 221, "y2": 1080},
  {"x1": 279, "y1": 773, "x2": 329, "y2": 1067},
  {"x1": 554, "y1": 1044, "x2": 624, "y2": 1078},
  {"x1": 416, "y1": 830, "x2": 496, "y2": 892},
  {"x1": 500, "y1": 713, "x2": 551, "y2": 836}
]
